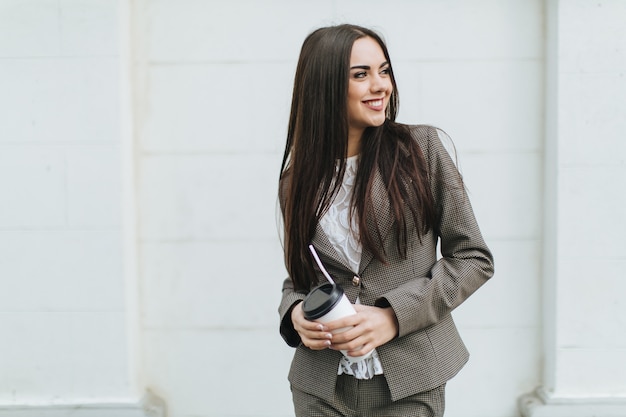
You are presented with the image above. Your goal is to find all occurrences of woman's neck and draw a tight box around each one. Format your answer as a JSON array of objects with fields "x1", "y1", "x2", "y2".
[{"x1": 347, "y1": 129, "x2": 363, "y2": 157}]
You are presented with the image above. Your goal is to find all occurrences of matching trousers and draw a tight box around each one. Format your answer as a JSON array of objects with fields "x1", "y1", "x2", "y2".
[{"x1": 292, "y1": 374, "x2": 446, "y2": 417}]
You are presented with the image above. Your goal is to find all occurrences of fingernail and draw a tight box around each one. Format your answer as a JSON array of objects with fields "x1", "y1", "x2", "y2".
[
  {"x1": 317, "y1": 324, "x2": 324, "y2": 331},
  {"x1": 326, "y1": 333, "x2": 333, "y2": 339},
  {"x1": 324, "y1": 340, "x2": 331, "y2": 347}
]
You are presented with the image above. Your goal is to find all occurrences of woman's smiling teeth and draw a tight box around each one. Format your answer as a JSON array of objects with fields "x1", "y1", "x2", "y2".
[{"x1": 364, "y1": 99, "x2": 383, "y2": 109}]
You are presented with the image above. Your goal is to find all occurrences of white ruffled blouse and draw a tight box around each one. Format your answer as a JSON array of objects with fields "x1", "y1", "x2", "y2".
[{"x1": 318, "y1": 155, "x2": 384, "y2": 379}]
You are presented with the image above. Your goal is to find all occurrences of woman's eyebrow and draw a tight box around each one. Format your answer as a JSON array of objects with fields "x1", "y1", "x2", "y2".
[{"x1": 350, "y1": 61, "x2": 390, "y2": 70}]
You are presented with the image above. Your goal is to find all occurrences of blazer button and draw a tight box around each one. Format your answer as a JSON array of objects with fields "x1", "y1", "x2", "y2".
[{"x1": 352, "y1": 276, "x2": 360, "y2": 286}]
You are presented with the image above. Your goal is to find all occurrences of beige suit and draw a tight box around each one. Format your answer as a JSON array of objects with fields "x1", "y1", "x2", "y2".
[{"x1": 278, "y1": 125, "x2": 494, "y2": 402}]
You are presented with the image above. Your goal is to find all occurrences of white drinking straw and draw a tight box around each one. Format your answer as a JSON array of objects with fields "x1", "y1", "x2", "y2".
[{"x1": 308, "y1": 244, "x2": 336, "y2": 285}]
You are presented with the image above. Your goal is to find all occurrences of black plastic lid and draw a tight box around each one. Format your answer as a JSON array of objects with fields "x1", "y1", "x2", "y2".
[{"x1": 302, "y1": 283, "x2": 344, "y2": 320}]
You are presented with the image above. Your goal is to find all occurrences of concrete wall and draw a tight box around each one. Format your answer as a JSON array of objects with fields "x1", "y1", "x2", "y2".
[
  {"x1": 0, "y1": 0, "x2": 135, "y2": 406},
  {"x1": 520, "y1": 2, "x2": 626, "y2": 416},
  {"x1": 1, "y1": 1, "x2": 624, "y2": 417}
]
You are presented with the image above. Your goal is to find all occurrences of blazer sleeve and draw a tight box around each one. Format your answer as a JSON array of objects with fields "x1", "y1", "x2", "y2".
[
  {"x1": 278, "y1": 277, "x2": 306, "y2": 347},
  {"x1": 375, "y1": 126, "x2": 495, "y2": 338}
]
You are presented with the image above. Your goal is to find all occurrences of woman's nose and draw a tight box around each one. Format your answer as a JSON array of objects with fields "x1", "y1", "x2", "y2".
[{"x1": 370, "y1": 74, "x2": 389, "y2": 93}]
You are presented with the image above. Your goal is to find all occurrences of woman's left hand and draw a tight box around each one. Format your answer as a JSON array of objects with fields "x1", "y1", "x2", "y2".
[{"x1": 324, "y1": 304, "x2": 399, "y2": 357}]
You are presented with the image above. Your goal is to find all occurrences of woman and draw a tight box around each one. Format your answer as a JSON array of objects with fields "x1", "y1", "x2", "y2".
[{"x1": 278, "y1": 24, "x2": 494, "y2": 417}]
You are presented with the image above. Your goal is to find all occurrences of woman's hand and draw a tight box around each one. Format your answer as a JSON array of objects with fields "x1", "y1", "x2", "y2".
[
  {"x1": 324, "y1": 304, "x2": 399, "y2": 357},
  {"x1": 291, "y1": 302, "x2": 333, "y2": 350}
]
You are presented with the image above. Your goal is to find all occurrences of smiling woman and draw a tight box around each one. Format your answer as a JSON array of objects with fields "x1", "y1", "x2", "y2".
[{"x1": 277, "y1": 24, "x2": 494, "y2": 417}]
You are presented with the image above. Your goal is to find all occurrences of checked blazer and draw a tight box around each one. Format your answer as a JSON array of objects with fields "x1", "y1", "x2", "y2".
[{"x1": 278, "y1": 125, "x2": 495, "y2": 402}]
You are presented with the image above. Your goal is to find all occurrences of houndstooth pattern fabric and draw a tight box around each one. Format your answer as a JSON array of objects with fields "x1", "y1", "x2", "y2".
[
  {"x1": 278, "y1": 125, "x2": 495, "y2": 403},
  {"x1": 292, "y1": 375, "x2": 446, "y2": 417}
]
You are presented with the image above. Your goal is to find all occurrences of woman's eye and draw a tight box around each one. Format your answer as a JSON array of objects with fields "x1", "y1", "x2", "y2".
[
  {"x1": 353, "y1": 71, "x2": 367, "y2": 79},
  {"x1": 380, "y1": 67, "x2": 391, "y2": 75}
]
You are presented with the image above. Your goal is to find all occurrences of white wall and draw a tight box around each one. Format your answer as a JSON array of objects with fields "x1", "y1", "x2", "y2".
[
  {"x1": 550, "y1": 0, "x2": 626, "y2": 396},
  {"x1": 0, "y1": 0, "x2": 134, "y2": 406},
  {"x1": 134, "y1": 1, "x2": 543, "y2": 416},
  {"x1": 519, "y1": 2, "x2": 626, "y2": 416},
  {"x1": 542, "y1": 0, "x2": 626, "y2": 402},
  {"x1": 3, "y1": 1, "x2": 625, "y2": 417}
]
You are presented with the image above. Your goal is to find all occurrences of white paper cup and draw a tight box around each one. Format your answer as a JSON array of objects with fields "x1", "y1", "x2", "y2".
[{"x1": 302, "y1": 283, "x2": 373, "y2": 362}]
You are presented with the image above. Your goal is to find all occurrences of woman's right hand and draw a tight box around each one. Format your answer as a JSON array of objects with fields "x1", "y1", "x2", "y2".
[{"x1": 291, "y1": 302, "x2": 333, "y2": 350}]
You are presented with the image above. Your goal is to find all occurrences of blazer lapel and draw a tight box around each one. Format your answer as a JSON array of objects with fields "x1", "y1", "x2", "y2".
[
  {"x1": 359, "y1": 168, "x2": 395, "y2": 274},
  {"x1": 311, "y1": 222, "x2": 351, "y2": 272}
]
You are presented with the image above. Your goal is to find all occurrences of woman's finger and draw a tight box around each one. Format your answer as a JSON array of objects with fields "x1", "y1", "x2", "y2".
[{"x1": 291, "y1": 302, "x2": 333, "y2": 349}]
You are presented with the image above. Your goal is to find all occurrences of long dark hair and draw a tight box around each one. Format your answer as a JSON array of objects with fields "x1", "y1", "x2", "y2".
[{"x1": 280, "y1": 24, "x2": 436, "y2": 291}]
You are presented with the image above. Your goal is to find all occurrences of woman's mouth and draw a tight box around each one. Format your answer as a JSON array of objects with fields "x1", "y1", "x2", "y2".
[{"x1": 363, "y1": 99, "x2": 384, "y2": 111}]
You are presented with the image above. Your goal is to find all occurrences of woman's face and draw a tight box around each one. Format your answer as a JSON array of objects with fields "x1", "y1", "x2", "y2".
[{"x1": 347, "y1": 36, "x2": 393, "y2": 138}]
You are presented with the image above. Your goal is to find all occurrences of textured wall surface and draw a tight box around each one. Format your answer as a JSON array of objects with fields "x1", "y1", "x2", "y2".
[
  {"x1": 3, "y1": 1, "x2": 624, "y2": 417},
  {"x1": 543, "y1": 0, "x2": 626, "y2": 398},
  {"x1": 0, "y1": 0, "x2": 132, "y2": 404}
]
